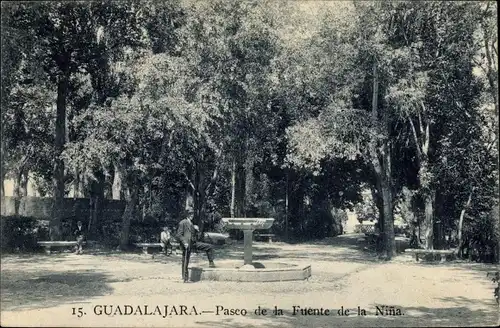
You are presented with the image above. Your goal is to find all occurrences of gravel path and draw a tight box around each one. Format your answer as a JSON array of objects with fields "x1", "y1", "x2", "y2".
[{"x1": 1, "y1": 234, "x2": 498, "y2": 327}]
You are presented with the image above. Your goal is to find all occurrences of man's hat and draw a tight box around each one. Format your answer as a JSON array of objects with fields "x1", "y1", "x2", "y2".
[{"x1": 180, "y1": 209, "x2": 194, "y2": 219}]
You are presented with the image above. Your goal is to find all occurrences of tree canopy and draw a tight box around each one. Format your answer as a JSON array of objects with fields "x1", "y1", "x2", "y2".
[{"x1": 1, "y1": 0, "x2": 498, "y2": 261}]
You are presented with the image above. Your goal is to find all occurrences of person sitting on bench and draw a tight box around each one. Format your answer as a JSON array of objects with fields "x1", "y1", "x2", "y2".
[
  {"x1": 192, "y1": 224, "x2": 216, "y2": 266},
  {"x1": 160, "y1": 226, "x2": 172, "y2": 255},
  {"x1": 74, "y1": 221, "x2": 85, "y2": 255}
]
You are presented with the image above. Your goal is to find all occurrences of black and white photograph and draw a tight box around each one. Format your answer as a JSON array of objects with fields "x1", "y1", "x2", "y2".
[{"x1": 1, "y1": 1, "x2": 499, "y2": 327}]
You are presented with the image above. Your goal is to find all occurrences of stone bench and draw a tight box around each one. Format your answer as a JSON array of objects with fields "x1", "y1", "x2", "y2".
[
  {"x1": 255, "y1": 233, "x2": 275, "y2": 243},
  {"x1": 134, "y1": 241, "x2": 180, "y2": 255},
  {"x1": 405, "y1": 248, "x2": 456, "y2": 262},
  {"x1": 38, "y1": 241, "x2": 87, "y2": 254},
  {"x1": 355, "y1": 224, "x2": 375, "y2": 234}
]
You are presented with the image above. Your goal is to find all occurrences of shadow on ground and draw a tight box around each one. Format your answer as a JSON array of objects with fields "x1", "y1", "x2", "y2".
[
  {"x1": 0, "y1": 234, "x2": 383, "y2": 266},
  {"x1": 216, "y1": 234, "x2": 383, "y2": 264},
  {"x1": 1, "y1": 270, "x2": 114, "y2": 311},
  {"x1": 195, "y1": 296, "x2": 498, "y2": 327},
  {"x1": 1, "y1": 253, "x2": 76, "y2": 265}
]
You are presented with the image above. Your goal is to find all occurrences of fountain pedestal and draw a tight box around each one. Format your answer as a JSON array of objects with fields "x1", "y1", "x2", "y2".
[
  {"x1": 243, "y1": 230, "x2": 253, "y2": 267},
  {"x1": 221, "y1": 217, "x2": 275, "y2": 268}
]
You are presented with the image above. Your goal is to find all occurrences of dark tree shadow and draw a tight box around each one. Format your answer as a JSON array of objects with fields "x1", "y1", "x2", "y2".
[
  {"x1": 214, "y1": 240, "x2": 383, "y2": 264},
  {"x1": 1, "y1": 253, "x2": 75, "y2": 265},
  {"x1": 1, "y1": 270, "x2": 114, "y2": 311}
]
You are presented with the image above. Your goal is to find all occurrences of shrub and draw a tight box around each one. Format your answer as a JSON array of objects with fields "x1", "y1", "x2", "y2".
[
  {"x1": 0, "y1": 216, "x2": 49, "y2": 252},
  {"x1": 129, "y1": 216, "x2": 164, "y2": 243},
  {"x1": 488, "y1": 271, "x2": 499, "y2": 306}
]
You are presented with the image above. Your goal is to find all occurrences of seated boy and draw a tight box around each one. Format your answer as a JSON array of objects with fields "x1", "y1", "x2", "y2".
[
  {"x1": 160, "y1": 226, "x2": 172, "y2": 255},
  {"x1": 74, "y1": 220, "x2": 85, "y2": 255}
]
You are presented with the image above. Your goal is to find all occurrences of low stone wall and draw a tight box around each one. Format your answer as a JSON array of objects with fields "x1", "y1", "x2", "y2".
[{"x1": 1, "y1": 196, "x2": 125, "y2": 221}]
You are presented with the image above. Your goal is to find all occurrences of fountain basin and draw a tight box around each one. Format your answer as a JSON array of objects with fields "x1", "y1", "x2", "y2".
[
  {"x1": 189, "y1": 260, "x2": 312, "y2": 282},
  {"x1": 221, "y1": 217, "x2": 275, "y2": 230}
]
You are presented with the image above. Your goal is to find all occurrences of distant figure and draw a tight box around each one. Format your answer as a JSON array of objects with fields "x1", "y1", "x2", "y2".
[
  {"x1": 74, "y1": 221, "x2": 85, "y2": 255},
  {"x1": 160, "y1": 226, "x2": 172, "y2": 255},
  {"x1": 176, "y1": 210, "x2": 215, "y2": 283}
]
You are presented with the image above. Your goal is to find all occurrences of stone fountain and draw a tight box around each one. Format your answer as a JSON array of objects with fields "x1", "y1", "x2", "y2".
[
  {"x1": 189, "y1": 217, "x2": 311, "y2": 282},
  {"x1": 223, "y1": 217, "x2": 275, "y2": 269}
]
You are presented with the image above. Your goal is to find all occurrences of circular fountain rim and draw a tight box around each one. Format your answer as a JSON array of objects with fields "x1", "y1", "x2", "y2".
[
  {"x1": 188, "y1": 261, "x2": 312, "y2": 282},
  {"x1": 190, "y1": 261, "x2": 304, "y2": 272}
]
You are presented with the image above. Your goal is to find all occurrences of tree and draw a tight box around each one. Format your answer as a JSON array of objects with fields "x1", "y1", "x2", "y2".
[
  {"x1": 474, "y1": 1, "x2": 499, "y2": 262},
  {"x1": 178, "y1": 0, "x2": 283, "y2": 224},
  {"x1": 285, "y1": 2, "x2": 399, "y2": 257},
  {"x1": 1, "y1": 2, "x2": 56, "y2": 209},
  {"x1": 5, "y1": 1, "x2": 144, "y2": 237},
  {"x1": 385, "y1": 2, "x2": 486, "y2": 250}
]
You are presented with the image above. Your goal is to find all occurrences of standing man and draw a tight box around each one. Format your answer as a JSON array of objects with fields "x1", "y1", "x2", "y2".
[
  {"x1": 176, "y1": 210, "x2": 195, "y2": 283},
  {"x1": 74, "y1": 220, "x2": 85, "y2": 255},
  {"x1": 176, "y1": 210, "x2": 216, "y2": 283}
]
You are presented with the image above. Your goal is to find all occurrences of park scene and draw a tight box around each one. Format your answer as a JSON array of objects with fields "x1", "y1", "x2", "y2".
[{"x1": 1, "y1": 1, "x2": 499, "y2": 327}]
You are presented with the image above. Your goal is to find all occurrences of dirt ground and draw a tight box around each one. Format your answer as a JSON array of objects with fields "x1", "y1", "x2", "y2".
[{"x1": 1, "y1": 234, "x2": 499, "y2": 327}]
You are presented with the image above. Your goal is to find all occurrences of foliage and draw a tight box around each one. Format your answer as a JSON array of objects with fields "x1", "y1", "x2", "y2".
[
  {"x1": 0, "y1": 216, "x2": 49, "y2": 251},
  {"x1": 1, "y1": 1, "x2": 497, "y2": 259},
  {"x1": 488, "y1": 271, "x2": 499, "y2": 305}
]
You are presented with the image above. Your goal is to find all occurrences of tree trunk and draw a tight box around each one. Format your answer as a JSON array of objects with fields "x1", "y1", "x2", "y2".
[
  {"x1": 112, "y1": 163, "x2": 123, "y2": 200},
  {"x1": 88, "y1": 171, "x2": 105, "y2": 239},
  {"x1": 158, "y1": 129, "x2": 174, "y2": 214},
  {"x1": 244, "y1": 155, "x2": 255, "y2": 210},
  {"x1": 193, "y1": 160, "x2": 203, "y2": 225},
  {"x1": 79, "y1": 173, "x2": 87, "y2": 198},
  {"x1": 293, "y1": 178, "x2": 306, "y2": 240},
  {"x1": 142, "y1": 183, "x2": 149, "y2": 220},
  {"x1": 369, "y1": 60, "x2": 383, "y2": 218},
  {"x1": 420, "y1": 121, "x2": 434, "y2": 250},
  {"x1": 119, "y1": 186, "x2": 138, "y2": 250},
  {"x1": 330, "y1": 205, "x2": 344, "y2": 236},
  {"x1": 230, "y1": 158, "x2": 236, "y2": 218},
  {"x1": 235, "y1": 154, "x2": 246, "y2": 218},
  {"x1": 482, "y1": 3, "x2": 500, "y2": 264},
  {"x1": 369, "y1": 61, "x2": 395, "y2": 259},
  {"x1": 230, "y1": 141, "x2": 247, "y2": 219},
  {"x1": 158, "y1": 170, "x2": 168, "y2": 214},
  {"x1": 371, "y1": 179, "x2": 384, "y2": 230},
  {"x1": 482, "y1": 8, "x2": 499, "y2": 117},
  {"x1": 20, "y1": 171, "x2": 28, "y2": 197},
  {"x1": 0, "y1": 170, "x2": 5, "y2": 200},
  {"x1": 51, "y1": 69, "x2": 70, "y2": 240},
  {"x1": 381, "y1": 144, "x2": 395, "y2": 257},
  {"x1": 423, "y1": 191, "x2": 435, "y2": 250},
  {"x1": 407, "y1": 97, "x2": 434, "y2": 251},
  {"x1": 198, "y1": 153, "x2": 223, "y2": 235},
  {"x1": 457, "y1": 190, "x2": 473, "y2": 257},
  {"x1": 0, "y1": 135, "x2": 4, "y2": 200},
  {"x1": 104, "y1": 172, "x2": 113, "y2": 199},
  {"x1": 285, "y1": 169, "x2": 289, "y2": 242},
  {"x1": 73, "y1": 168, "x2": 80, "y2": 199},
  {"x1": 13, "y1": 168, "x2": 22, "y2": 216}
]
